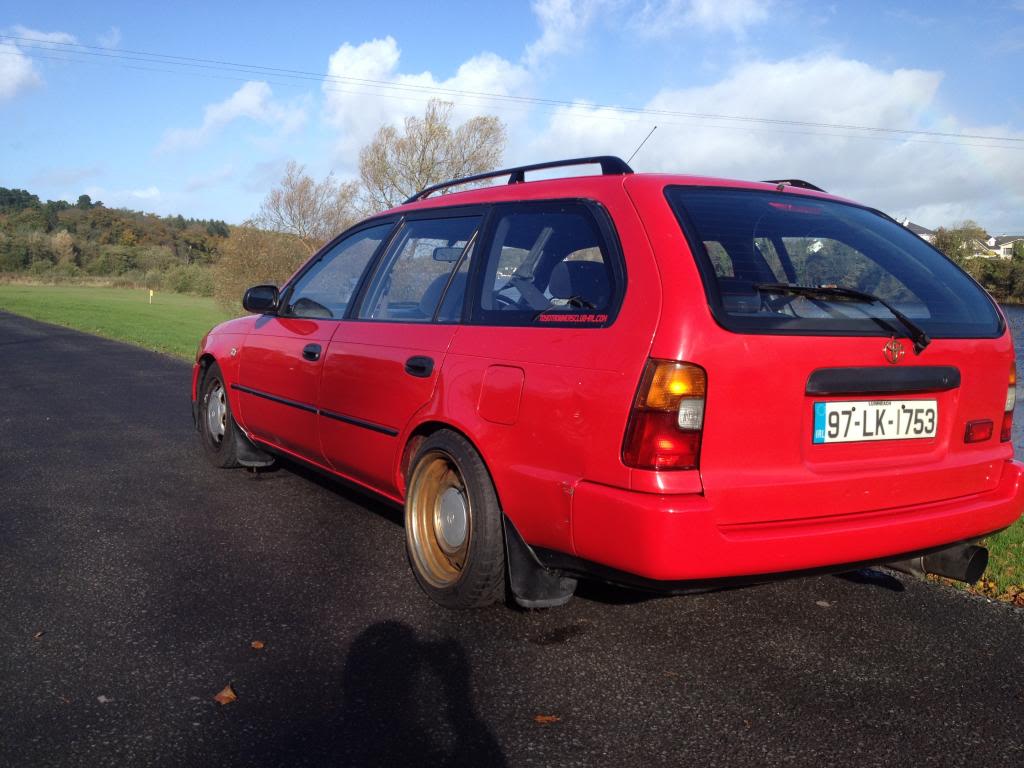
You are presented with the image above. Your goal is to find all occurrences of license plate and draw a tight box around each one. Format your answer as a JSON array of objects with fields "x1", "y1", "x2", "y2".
[{"x1": 813, "y1": 399, "x2": 938, "y2": 444}]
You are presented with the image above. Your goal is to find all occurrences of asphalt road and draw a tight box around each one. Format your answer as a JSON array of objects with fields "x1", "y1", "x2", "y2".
[{"x1": 2, "y1": 311, "x2": 1023, "y2": 768}]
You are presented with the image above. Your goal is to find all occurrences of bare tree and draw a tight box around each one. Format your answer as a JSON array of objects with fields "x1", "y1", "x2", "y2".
[
  {"x1": 358, "y1": 99, "x2": 507, "y2": 212},
  {"x1": 257, "y1": 161, "x2": 360, "y2": 253},
  {"x1": 213, "y1": 222, "x2": 309, "y2": 312}
]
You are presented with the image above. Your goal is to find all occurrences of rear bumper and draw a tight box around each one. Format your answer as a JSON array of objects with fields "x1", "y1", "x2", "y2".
[{"x1": 570, "y1": 459, "x2": 1024, "y2": 582}]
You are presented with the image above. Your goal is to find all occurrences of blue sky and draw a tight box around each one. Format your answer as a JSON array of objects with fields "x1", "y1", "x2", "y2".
[{"x1": 2, "y1": 1, "x2": 1023, "y2": 232}]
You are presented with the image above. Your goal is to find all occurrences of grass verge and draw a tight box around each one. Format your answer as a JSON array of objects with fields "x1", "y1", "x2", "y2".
[
  {"x1": 978, "y1": 523, "x2": 1024, "y2": 606},
  {"x1": 0, "y1": 283, "x2": 232, "y2": 361}
]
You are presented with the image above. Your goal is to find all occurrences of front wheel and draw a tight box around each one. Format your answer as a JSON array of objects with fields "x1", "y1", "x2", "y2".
[
  {"x1": 198, "y1": 362, "x2": 241, "y2": 468},
  {"x1": 405, "y1": 430, "x2": 506, "y2": 609}
]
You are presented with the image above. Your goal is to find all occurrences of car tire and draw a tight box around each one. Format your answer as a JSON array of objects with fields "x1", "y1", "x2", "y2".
[
  {"x1": 405, "y1": 430, "x2": 506, "y2": 609},
  {"x1": 198, "y1": 362, "x2": 242, "y2": 469}
]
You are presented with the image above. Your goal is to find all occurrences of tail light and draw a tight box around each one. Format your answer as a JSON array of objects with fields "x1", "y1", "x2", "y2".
[
  {"x1": 622, "y1": 360, "x2": 706, "y2": 470},
  {"x1": 1002, "y1": 362, "x2": 1016, "y2": 442}
]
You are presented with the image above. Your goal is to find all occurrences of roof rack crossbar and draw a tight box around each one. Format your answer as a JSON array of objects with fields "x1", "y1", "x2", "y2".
[
  {"x1": 404, "y1": 155, "x2": 634, "y2": 204},
  {"x1": 762, "y1": 179, "x2": 827, "y2": 193}
]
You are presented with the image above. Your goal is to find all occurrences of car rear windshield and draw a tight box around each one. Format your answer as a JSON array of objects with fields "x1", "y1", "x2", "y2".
[{"x1": 666, "y1": 186, "x2": 1002, "y2": 339}]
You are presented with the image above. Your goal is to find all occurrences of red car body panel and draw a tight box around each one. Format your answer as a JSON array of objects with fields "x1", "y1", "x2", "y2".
[
  {"x1": 193, "y1": 170, "x2": 1024, "y2": 585},
  {"x1": 319, "y1": 321, "x2": 457, "y2": 495}
]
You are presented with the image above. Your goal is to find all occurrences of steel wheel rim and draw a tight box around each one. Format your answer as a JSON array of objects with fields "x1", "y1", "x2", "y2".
[
  {"x1": 407, "y1": 451, "x2": 472, "y2": 588},
  {"x1": 206, "y1": 380, "x2": 227, "y2": 444}
]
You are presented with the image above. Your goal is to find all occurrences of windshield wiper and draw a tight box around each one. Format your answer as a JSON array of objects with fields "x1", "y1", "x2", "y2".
[{"x1": 754, "y1": 282, "x2": 931, "y2": 354}]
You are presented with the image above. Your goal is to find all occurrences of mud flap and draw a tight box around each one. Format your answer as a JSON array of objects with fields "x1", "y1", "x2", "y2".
[
  {"x1": 234, "y1": 428, "x2": 275, "y2": 468},
  {"x1": 503, "y1": 515, "x2": 577, "y2": 609}
]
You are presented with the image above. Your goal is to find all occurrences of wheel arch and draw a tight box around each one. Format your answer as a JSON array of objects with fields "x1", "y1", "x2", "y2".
[{"x1": 397, "y1": 420, "x2": 502, "y2": 504}]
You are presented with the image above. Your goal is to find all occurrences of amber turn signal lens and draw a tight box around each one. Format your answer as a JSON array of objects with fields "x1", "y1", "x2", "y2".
[{"x1": 637, "y1": 361, "x2": 707, "y2": 410}]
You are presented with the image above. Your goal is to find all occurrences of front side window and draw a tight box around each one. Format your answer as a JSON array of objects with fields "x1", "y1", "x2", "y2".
[
  {"x1": 666, "y1": 187, "x2": 1002, "y2": 338},
  {"x1": 358, "y1": 215, "x2": 481, "y2": 322},
  {"x1": 282, "y1": 223, "x2": 394, "y2": 319},
  {"x1": 473, "y1": 203, "x2": 620, "y2": 326}
]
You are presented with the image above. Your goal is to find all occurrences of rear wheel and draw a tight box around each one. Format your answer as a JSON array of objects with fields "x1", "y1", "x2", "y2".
[
  {"x1": 198, "y1": 362, "x2": 241, "y2": 468},
  {"x1": 405, "y1": 430, "x2": 505, "y2": 609}
]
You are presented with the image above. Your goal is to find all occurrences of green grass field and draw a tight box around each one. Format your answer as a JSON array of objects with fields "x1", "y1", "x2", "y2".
[
  {"x1": 0, "y1": 283, "x2": 232, "y2": 360},
  {"x1": 0, "y1": 282, "x2": 1021, "y2": 603},
  {"x1": 979, "y1": 522, "x2": 1024, "y2": 604}
]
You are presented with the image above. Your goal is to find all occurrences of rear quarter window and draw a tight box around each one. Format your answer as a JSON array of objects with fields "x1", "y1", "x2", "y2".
[
  {"x1": 666, "y1": 187, "x2": 1002, "y2": 339},
  {"x1": 470, "y1": 201, "x2": 625, "y2": 327}
]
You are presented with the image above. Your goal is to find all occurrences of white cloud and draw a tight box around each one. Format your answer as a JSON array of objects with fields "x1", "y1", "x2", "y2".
[
  {"x1": 633, "y1": 0, "x2": 771, "y2": 37},
  {"x1": 322, "y1": 37, "x2": 530, "y2": 162},
  {"x1": 9, "y1": 25, "x2": 76, "y2": 46},
  {"x1": 158, "y1": 81, "x2": 307, "y2": 152},
  {"x1": 0, "y1": 26, "x2": 76, "y2": 101},
  {"x1": 524, "y1": 0, "x2": 607, "y2": 69},
  {"x1": 128, "y1": 186, "x2": 160, "y2": 200},
  {"x1": 0, "y1": 42, "x2": 41, "y2": 100},
  {"x1": 98, "y1": 26, "x2": 122, "y2": 49},
  {"x1": 527, "y1": 54, "x2": 1024, "y2": 232}
]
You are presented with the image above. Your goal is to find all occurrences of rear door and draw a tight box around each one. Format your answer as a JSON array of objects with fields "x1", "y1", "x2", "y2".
[
  {"x1": 660, "y1": 186, "x2": 1012, "y2": 526},
  {"x1": 317, "y1": 211, "x2": 483, "y2": 495},
  {"x1": 235, "y1": 222, "x2": 394, "y2": 461}
]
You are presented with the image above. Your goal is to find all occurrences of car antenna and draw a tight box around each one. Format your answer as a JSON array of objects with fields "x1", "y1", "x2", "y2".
[{"x1": 626, "y1": 125, "x2": 657, "y2": 164}]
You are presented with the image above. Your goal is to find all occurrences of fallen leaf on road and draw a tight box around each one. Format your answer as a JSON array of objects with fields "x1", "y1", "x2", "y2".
[
  {"x1": 214, "y1": 684, "x2": 237, "y2": 705},
  {"x1": 815, "y1": 600, "x2": 832, "y2": 608},
  {"x1": 251, "y1": 640, "x2": 265, "y2": 650},
  {"x1": 534, "y1": 715, "x2": 561, "y2": 724},
  {"x1": 32, "y1": 630, "x2": 45, "y2": 640}
]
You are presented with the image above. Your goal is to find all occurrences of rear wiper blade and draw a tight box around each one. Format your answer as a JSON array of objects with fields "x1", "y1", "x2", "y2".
[{"x1": 754, "y1": 282, "x2": 931, "y2": 354}]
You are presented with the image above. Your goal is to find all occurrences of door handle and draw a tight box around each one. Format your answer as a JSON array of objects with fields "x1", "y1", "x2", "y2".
[
  {"x1": 404, "y1": 356, "x2": 434, "y2": 378},
  {"x1": 302, "y1": 343, "x2": 322, "y2": 361}
]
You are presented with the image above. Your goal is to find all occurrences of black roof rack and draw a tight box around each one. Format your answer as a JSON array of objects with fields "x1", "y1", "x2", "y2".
[
  {"x1": 762, "y1": 179, "x2": 827, "y2": 193},
  {"x1": 404, "y1": 155, "x2": 634, "y2": 204}
]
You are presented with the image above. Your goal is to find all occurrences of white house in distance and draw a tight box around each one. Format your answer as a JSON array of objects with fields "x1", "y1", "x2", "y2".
[
  {"x1": 971, "y1": 235, "x2": 1024, "y2": 259},
  {"x1": 898, "y1": 218, "x2": 936, "y2": 243},
  {"x1": 899, "y1": 218, "x2": 1023, "y2": 259}
]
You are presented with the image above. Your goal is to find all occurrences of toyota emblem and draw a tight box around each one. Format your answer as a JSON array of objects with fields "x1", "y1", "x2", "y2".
[{"x1": 883, "y1": 338, "x2": 905, "y2": 365}]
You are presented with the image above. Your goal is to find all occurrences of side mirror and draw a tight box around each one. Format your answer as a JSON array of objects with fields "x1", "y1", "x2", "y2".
[{"x1": 242, "y1": 284, "x2": 279, "y2": 314}]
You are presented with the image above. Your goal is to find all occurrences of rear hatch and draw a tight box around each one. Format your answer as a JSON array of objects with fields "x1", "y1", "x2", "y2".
[{"x1": 663, "y1": 186, "x2": 1013, "y2": 526}]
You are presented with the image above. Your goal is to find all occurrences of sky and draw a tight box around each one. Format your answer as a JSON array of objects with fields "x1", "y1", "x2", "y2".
[{"x1": 1, "y1": 0, "x2": 1023, "y2": 233}]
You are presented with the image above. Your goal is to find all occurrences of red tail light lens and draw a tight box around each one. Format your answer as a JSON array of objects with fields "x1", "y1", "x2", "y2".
[
  {"x1": 965, "y1": 420, "x2": 994, "y2": 443},
  {"x1": 1003, "y1": 362, "x2": 1016, "y2": 443},
  {"x1": 622, "y1": 360, "x2": 706, "y2": 470}
]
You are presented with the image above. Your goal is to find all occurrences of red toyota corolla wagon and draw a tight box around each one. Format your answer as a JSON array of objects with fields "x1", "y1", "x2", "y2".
[{"x1": 192, "y1": 156, "x2": 1024, "y2": 609}]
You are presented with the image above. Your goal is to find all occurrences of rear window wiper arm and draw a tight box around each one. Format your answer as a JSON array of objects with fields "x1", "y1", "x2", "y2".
[{"x1": 754, "y1": 282, "x2": 931, "y2": 354}]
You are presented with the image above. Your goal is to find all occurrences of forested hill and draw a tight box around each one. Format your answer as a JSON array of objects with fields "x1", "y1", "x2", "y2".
[{"x1": 0, "y1": 186, "x2": 230, "y2": 293}]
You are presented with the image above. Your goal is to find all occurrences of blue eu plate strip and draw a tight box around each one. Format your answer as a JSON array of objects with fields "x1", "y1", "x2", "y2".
[{"x1": 813, "y1": 402, "x2": 826, "y2": 444}]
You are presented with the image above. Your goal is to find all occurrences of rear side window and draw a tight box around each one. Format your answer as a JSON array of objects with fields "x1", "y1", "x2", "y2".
[
  {"x1": 358, "y1": 215, "x2": 480, "y2": 322},
  {"x1": 472, "y1": 202, "x2": 622, "y2": 326},
  {"x1": 666, "y1": 187, "x2": 1002, "y2": 339}
]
